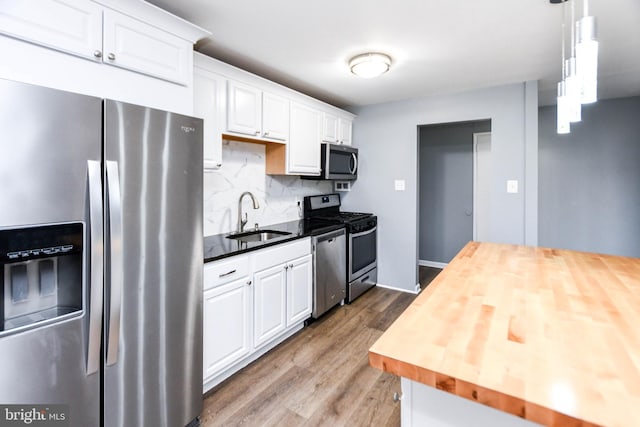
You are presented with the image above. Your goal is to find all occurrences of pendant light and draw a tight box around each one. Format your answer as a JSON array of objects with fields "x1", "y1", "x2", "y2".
[
  {"x1": 556, "y1": 0, "x2": 571, "y2": 134},
  {"x1": 557, "y1": 81, "x2": 571, "y2": 134},
  {"x1": 565, "y1": 0, "x2": 581, "y2": 123},
  {"x1": 576, "y1": 0, "x2": 598, "y2": 103}
]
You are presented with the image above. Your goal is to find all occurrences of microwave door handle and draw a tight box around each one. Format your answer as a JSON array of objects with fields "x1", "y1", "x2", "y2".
[
  {"x1": 105, "y1": 160, "x2": 123, "y2": 366},
  {"x1": 86, "y1": 160, "x2": 104, "y2": 375},
  {"x1": 349, "y1": 153, "x2": 358, "y2": 175}
]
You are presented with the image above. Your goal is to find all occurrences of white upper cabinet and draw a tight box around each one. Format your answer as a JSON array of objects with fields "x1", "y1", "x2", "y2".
[
  {"x1": 102, "y1": 9, "x2": 191, "y2": 85},
  {"x1": 194, "y1": 54, "x2": 353, "y2": 174},
  {"x1": 227, "y1": 79, "x2": 262, "y2": 136},
  {"x1": 322, "y1": 112, "x2": 352, "y2": 145},
  {"x1": 227, "y1": 80, "x2": 290, "y2": 142},
  {"x1": 0, "y1": 0, "x2": 200, "y2": 87},
  {"x1": 288, "y1": 102, "x2": 322, "y2": 175},
  {"x1": 338, "y1": 117, "x2": 352, "y2": 146},
  {"x1": 262, "y1": 92, "x2": 289, "y2": 141},
  {"x1": 322, "y1": 112, "x2": 339, "y2": 144},
  {"x1": 0, "y1": 0, "x2": 102, "y2": 61},
  {"x1": 194, "y1": 65, "x2": 226, "y2": 169}
]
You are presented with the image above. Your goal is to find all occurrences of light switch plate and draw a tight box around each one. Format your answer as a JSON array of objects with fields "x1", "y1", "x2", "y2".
[
  {"x1": 394, "y1": 180, "x2": 406, "y2": 191},
  {"x1": 507, "y1": 180, "x2": 518, "y2": 194}
]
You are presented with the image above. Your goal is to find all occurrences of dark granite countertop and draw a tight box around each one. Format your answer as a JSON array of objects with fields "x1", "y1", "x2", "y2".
[{"x1": 204, "y1": 219, "x2": 344, "y2": 263}]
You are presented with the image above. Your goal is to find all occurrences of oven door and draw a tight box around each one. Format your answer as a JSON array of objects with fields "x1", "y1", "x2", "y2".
[{"x1": 348, "y1": 225, "x2": 377, "y2": 281}]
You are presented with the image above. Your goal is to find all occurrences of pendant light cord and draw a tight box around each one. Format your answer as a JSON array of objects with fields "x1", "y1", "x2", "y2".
[
  {"x1": 584, "y1": 0, "x2": 589, "y2": 17},
  {"x1": 561, "y1": 0, "x2": 566, "y2": 78},
  {"x1": 570, "y1": 0, "x2": 576, "y2": 57}
]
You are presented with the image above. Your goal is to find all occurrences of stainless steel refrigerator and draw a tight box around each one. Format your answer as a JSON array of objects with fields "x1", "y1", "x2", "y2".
[{"x1": 0, "y1": 79, "x2": 203, "y2": 427}]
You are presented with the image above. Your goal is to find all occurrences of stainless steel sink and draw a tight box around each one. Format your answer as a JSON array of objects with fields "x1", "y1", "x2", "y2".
[{"x1": 226, "y1": 229, "x2": 291, "y2": 243}]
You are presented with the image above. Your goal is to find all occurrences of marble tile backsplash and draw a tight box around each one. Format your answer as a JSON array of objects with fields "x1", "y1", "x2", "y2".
[{"x1": 203, "y1": 140, "x2": 332, "y2": 236}]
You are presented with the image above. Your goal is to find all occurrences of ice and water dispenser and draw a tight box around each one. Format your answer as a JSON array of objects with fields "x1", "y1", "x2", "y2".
[{"x1": 0, "y1": 223, "x2": 83, "y2": 335}]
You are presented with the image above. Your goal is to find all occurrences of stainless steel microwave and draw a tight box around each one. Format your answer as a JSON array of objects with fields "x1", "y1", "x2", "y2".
[{"x1": 306, "y1": 143, "x2": 358, "y2": 180}]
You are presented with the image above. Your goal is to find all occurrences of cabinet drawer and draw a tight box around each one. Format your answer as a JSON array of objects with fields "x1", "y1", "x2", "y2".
[
  {"x1": 252, "y1": 238, "x2": 311, "y2": 272},
  {"x1": 204, "y1": 255, "x2": 250, "y2": 290}
]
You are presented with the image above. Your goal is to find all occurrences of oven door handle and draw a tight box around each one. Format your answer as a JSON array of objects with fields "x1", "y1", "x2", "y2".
[{"x1": 350, "y1": 225, "x2": 376, "y2": 238}]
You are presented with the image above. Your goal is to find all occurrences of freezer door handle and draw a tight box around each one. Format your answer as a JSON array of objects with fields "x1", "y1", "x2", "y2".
[
  {"x1": 87, "y1": 161, "x2": 104, "y2": 375},
  {"x1": 105, "y1": 160, "x2": 123, "y2": 366}
]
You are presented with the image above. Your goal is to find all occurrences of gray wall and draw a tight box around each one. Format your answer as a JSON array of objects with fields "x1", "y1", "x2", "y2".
[
  {"x1": 343, "y1": 82, "x2": 538, "y2": 292},
  {"x1": 418, "y1": 120, "x2": 491, "y2": 263},
  {"x1": 539, "y1": 96, "x2": 640, "y2": 257}
]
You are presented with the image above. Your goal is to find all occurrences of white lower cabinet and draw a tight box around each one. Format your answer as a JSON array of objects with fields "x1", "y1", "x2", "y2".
[
  {"x1": 202, "y1": 238, "x2": 312, "y2": 392},
  {"x1": 286, "y1": 255, "x2": 313, "y2": 327},
  {"x1": 203, "y1": 278, "x2": 251, "y2": 380},
  {"x1": 253, "y1": 264, "x2": 287, "y2": 348}
]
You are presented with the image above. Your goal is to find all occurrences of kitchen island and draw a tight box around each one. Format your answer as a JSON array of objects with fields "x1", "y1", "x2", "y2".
[{"x1": 369, "y1": 242, "x2": 640, "y2": 427}]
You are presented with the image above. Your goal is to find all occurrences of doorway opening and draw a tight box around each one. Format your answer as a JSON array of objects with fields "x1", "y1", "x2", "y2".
[{"x1": 417, "y1": 119, "x2": 492, "y2": 279}]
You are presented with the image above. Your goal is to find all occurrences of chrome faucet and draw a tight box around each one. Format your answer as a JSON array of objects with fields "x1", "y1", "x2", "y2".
[{"x1": 237, "y1": 191, "x2": 260, "y2": 233}]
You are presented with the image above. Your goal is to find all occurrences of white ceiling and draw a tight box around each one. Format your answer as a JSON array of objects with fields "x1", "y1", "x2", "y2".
[{"x1": 147, "y1": 0, "x2": 640, "y2": 109}]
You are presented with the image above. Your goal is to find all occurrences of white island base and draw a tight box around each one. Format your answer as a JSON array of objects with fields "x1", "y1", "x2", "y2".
[{"x1": 400, "y1": 378, "x2": 541, "y2": 427}]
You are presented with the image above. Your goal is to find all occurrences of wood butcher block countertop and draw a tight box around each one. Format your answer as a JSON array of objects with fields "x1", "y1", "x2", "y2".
[{"x1": 369, "y1": 242, "x2": 640, "y2": 427}]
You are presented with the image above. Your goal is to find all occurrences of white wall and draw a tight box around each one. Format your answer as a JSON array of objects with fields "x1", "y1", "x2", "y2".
[
  {"x1": 343, "y1": 82, "x2": 538, "y2": 292},
  {"x1": 203, "y1": 140, "x2": 332, "y2": 236}
]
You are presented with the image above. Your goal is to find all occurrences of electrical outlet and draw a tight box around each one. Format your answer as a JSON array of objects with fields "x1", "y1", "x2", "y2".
[{"x1": 507, "y1": 180, "x2": 518, "y2": 194}]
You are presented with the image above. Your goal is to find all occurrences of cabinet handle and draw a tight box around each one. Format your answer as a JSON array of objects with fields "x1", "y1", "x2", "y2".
[
  {"x1": 393, "y1": 392, "x2": 403, "y2": 402},
  {"x1": 219, "y1": 269, "x2": 236, "y2": 278},
  {"x1": 284, "y1": 265, "x2": 289, "y2": 271},
  {"x1": 254, "y1": 130, "x2": 260, "y2": 135},
  {"x1": 94, "y1": 50, "x2": 102, "y2": 58},
  {"x1": 263, "y1": 131, "x2": 270, "y2": 136},
  {"x1": 107, "y1": 53, "x2": 116, "y2": 61},
  {"x1": 289, "y1": 263, "x2": 294, "y2": 268},
  {"x1": 216, "y1": 163, "x2": 222, "y2": 167},
  {"x1": 247, "y1": 280, "x2": 252, "y2": 286}
]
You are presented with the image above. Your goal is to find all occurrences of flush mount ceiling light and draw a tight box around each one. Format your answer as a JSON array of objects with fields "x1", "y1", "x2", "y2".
[{"x1": 349, "y1": 53, "x2": 391, "y2": 78}]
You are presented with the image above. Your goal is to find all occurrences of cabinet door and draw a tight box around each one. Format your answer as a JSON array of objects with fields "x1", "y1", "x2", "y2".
[
  {"x1": 262, "y1": 92, "x2": 289, "y2": 141},
  {"x1": 338, "y1": 118, "x2": 353, "y2": 146},
  {"x1": 322, "y1": 112, "x2": 339, "y2": 143},
  {"x1": 203, "y1": 278, "x2": 251, "y2": 381},
  {"x1": 286, "y1": 254, "x2": 313, "y2": 327},
  {"x1": 0, "y1": 0, "x2": 102, "y2": 61},
  {"x1": 102, "y1": 9, "x2": 191, "y2": 85},
  {"x1": 253, "y1": 264, "x2": 287, "y2": 348},
  {"x1": 288, "y1": 102, "x2": 322, "y2": 175},
  {"x1": 194, "y1": 68, "x2": 226, "y2": 169},
  {"x1": 227, "y1": 80, "x2": 262, "y2": 136}
]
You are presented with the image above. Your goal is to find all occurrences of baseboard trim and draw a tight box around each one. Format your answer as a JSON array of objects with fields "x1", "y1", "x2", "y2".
[
  {"x1": 375, "y1": 282, "x2": 420, "y2": 295},
  {"x1": 419, "y1": 259, "x2": 448, "y2": 269}
]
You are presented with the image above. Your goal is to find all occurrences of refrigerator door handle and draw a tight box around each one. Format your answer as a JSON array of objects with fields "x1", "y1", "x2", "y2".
[
  {"x1": 87, "y1": 161, "x2": 104, "y2": 375},
  {"x1": 105, "y1": 160, "x2": 123, "y2": 366}
]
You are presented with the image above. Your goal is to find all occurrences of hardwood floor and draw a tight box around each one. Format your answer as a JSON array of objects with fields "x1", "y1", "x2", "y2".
[
  {"x1": 200, "y1": 286, "x2": 418, "y2": 427},
  {"x1": 418, "y1": 266, "x2": 441, "y2": 290}
]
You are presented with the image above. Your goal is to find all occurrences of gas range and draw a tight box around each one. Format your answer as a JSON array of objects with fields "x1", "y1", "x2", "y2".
[
  {"x1": 303, "y1": 194, "x2": 377, "y2": 303},
  {"x1": 303, "y1": 194, "x2": 374, "y2": 228}
]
